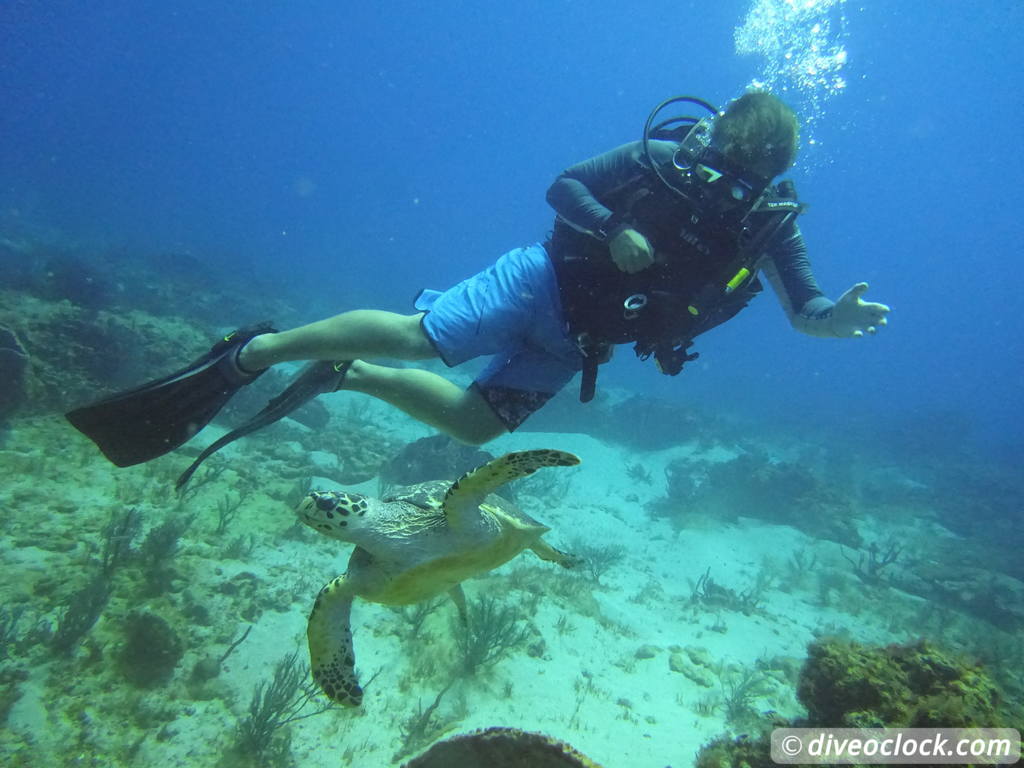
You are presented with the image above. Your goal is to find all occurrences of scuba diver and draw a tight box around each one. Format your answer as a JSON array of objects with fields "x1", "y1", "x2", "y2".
[{"x1": 67, "y1": 91, "x2": 890, "y2": 484}]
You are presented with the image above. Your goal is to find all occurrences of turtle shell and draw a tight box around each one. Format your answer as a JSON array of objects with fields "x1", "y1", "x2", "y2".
[
  {"x1": 382, "y1": 480, "x2": 449, "y2": 511},
  {"x1": 383, "y1": 481, "x2": 538, "y2": 529}
]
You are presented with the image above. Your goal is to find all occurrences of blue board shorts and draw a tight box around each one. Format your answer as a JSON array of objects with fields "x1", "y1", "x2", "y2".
[{"x1": 417, "y1": 243, "x2": 582, "y2": 430}]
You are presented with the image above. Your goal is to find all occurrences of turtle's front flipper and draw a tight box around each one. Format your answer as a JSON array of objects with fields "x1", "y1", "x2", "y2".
[
  {"x1": 442, "y1": 450, "x2": 581, "y2": 528},
  {"x1": 530, "y1": 540, "x2": 581, "y2": 569},
  {"x1": 307, "y1": 575, "x2": 363, "y2": 707}
]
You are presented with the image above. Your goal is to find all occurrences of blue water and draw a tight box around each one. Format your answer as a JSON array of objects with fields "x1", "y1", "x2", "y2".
[{"x1": 2, "y1": 0, "x2": 1022, "y2": 448}]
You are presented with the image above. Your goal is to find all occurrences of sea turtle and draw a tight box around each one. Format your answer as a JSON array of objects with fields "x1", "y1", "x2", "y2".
[{"x1": 296, "y1": 448, "x2": 581, "y2": 706}]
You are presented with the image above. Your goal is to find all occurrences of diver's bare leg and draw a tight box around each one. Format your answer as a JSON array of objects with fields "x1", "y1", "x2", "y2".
[
  {"x1": 341, "y1": 361, "x2": 507, "y2": 445},
  {"x1": 239, "y1": 311, "x2": 434, "y2": 368},
  {"x1": 238, "y1": 310, "x2": 505, "y2": 444}
]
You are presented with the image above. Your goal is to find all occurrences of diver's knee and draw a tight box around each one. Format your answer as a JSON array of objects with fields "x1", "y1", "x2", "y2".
[
  {"x1": 394, "y1": 313, "x2": 436, "y2": 360},
  {"x1": 451, "y1": 424, "x2": 505, "y2": 446},
  {"x1": 449, "y1": 405, "x2": 507, "y2": 446}
]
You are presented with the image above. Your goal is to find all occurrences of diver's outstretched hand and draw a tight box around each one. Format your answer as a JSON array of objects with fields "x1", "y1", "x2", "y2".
[{"x1": 830, "y1": 282, "x2": 891, "y2": 337}]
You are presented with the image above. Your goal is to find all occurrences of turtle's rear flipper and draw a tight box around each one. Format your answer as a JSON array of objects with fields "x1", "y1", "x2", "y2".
[
  {"x1": 448, "y1": 584, "x2": 468, "y2": 625},
  {"x1": 307, "y1": 575, "x2": 363, "y2": 707},
  {"x1": 442, "y1": 449, "x2": 581, "y2": 527},
  {"x1": 530, "y1": 540, "x2": 581, "y2": 569}
]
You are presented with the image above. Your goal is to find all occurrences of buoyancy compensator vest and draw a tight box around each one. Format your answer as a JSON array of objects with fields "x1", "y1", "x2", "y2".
[{"x1": 545, "y1": 96, "x2": 804, "y2": 402}]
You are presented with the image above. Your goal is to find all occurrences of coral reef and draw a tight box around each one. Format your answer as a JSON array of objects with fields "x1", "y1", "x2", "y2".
[
  {"x1": 137, "y1": 511, "x2": 196, "y2": 596},
  {"x1": 224, "y1": 649, "x2": 333, "y2": 767},
  {"x1": 0, "y1": 236, "x2": 36, "y2": 290},
  {"x1": 49, "y1": 573, "x2": 113, "y2": 656},
  {"x1": 454, "y1": 596, "x2": 531, "y2": 677},
  {"x1": 402, "y1": 726, "x2": 605, "y2": 768},
  {"x1": 922, "y1": 462, "x2": 1024, "y2": 582},
  {"x1": 379, "y1": 434, "x2": 495, "y2": 494},
  {"x1": 598, "y1": 394, "x2": 724, "y2": 449},
  {"x1": 568, "y1": 539, "x2": 626, "y2": 586},
  {"x1": 50, "y1": 507, "x2": 141, "y2": 656},
  {"x1": 0, "y1": 249, "x2": 308, "y2": 421},
  {"x1": 116, "y1": 612, "x2": 184, "y2": 688},
  {"x1": 895, "y1": 563, "x2": 1024, "y2": 632},
  {"x1": 695, "y1": 637, "x2": 1023, "y2": 768},
  {"x1": 840, "y1": 538, "x2": 902, "y2": 586},
  {"x1": 695, "y1": 733, "x2": 774, "y2": 768},
  {"x1": 0, "y1": 291, "x2": 209, "y2": 414},
  {"x1": 689, "y1": 566, "x2": 772, "y2": 616},
  {"x1": 513, "y1": 460, "x2": 576, "y2": 506},
  {"x1": 38, "y1": 250, "x2": 114, "y2": 309},
  {"x1": 282, "y1": 392, "x2": 332, "y2": 431},
  {"x1": 797, "y1": 637, "x2": 1019, "y2": 728},
  {"x1": 0, "y1": 666, "x2": 28, "y2": 725},
  {"x1": 716, "y1": 663, "x2": 776, "y2": 729},
  {"x1": 527, "y1": 389, "x2": 729, "y2": 450},
  {"x1": 625, "y1": 462, "x2": 653, "y2": 485},
  {"x1": 393, "y1": 681, "x2": 462, "y2": 762},
  {"x1": 0, "y1": 323, "x2": 28, "y2": 420},
  {"x1": 0, "y1": 607, "x2": 28, "y2": 661},
  {"x1": 656, "y1": 451, "x2": 862, "y2": 546},
  {"x1": 3, "y1": 230, "x2": 300, "y2": 326}
]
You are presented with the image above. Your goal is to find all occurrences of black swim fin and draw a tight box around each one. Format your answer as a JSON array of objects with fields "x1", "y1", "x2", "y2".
[
  {"x1": 65, "y1": 324, "x2": 276, "y2": 468},
  {"x1": 175, "y1": 359, "x2": 351, "y2": 491}
]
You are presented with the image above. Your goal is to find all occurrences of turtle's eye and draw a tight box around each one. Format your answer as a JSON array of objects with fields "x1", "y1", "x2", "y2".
[{"x1": 314, "y1": 493, "x2": 337, "y2": 512}]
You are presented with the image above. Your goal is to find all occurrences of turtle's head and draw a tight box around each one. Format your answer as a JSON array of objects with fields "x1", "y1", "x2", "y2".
[{"x1": 298, "y1": 490, "x2": 372, "y2": 541}]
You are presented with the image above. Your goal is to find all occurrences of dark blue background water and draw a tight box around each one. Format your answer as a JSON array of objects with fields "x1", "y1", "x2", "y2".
[{"x1": 3, "y1": 0, "x2": 1021, "y2": 449}]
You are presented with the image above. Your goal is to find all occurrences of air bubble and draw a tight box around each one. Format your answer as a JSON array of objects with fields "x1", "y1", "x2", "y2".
[{"x1": 734, "y1": 0, "x2": 850, "y2": 156}]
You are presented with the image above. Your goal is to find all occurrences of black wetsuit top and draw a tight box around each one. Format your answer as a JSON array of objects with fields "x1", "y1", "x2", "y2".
[{"x1": 545, "y1": 140, "x2": 835, "y2": 337}]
